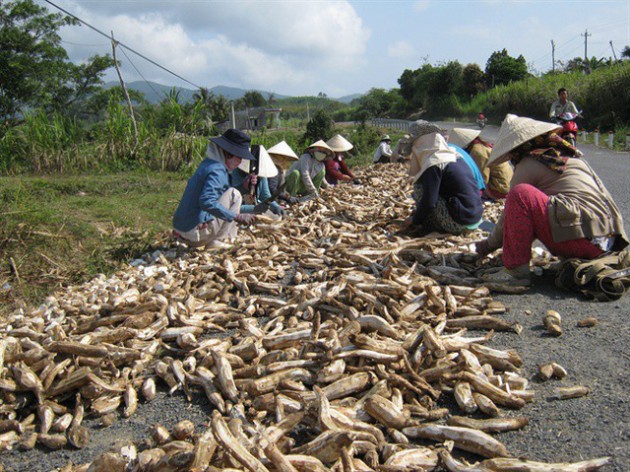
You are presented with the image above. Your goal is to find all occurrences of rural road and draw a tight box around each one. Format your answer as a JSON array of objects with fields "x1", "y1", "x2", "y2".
[{"x1": 439, "y1": 121, "x2": 630, "y2": 470}]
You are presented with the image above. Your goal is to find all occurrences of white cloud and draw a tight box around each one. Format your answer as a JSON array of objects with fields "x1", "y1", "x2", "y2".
[
  {"x1": 388, "y1": 40, "x2": 415, "y2": 58},
  {"x1": 44, "y1": 0, "x2": 370, "y2": 94}
]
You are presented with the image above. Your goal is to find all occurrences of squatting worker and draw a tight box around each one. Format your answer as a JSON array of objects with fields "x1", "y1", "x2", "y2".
[
  {"x1": 477, "y1": 114, "x2": 628, "y2": 290},
  {"x1": 285, "y1": 140, "x2": 332, "y2": 198},
  {"x1": 267, "y1": 140, "x2": 299, "y2": 195},
  {"x1": 325, "y1": 134, "x2": 358, "y2": 185},
  {"x1": 172, "y1": 128, "x2": 257, "y2": 248},
  {"x1": 401, "y1": 120, "x2": 483, "y2": 235},
  {"x1": 232, "y1": 144, "x2": 284, "y2": 216},
  {"x1": 449, "y1": 127, "x2": 513, "y2": 200},
  {"x1": 373, "y1": 135, "x2": 393, "y2": 164}
]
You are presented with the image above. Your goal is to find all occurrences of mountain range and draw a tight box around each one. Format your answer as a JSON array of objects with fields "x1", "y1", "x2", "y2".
[{"x1": 104, "y1": 81, "x2": 362, "y2": 104}]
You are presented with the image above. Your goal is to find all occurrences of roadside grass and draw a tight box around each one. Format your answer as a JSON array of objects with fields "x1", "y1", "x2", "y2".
[{"x1": 0, "y1": 172, "x2": 185, "y2": 316}]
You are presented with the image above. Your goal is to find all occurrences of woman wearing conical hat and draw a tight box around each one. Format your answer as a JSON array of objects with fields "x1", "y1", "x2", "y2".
[
  {"x1": 285, "y1": 140, "x2": 333, "y2": 198},
  {"x1": 401, "y1": 120, "x2": 483, "y2": 235},
  {"x1": 231, "y1": 144, "x2": 283, "y2": 216},
  {"x1": 449, "y1": 127, "x2": 513, "y2": 200},
  {"x1": 325, "y1": 134, "x2": 358, "y2": 185},
  {"x1": 267, "y1": 140, "x2": 299, "y2": 195},
  {"x1": 477, "y1": 114, "x2": 628, "y2": 290}
]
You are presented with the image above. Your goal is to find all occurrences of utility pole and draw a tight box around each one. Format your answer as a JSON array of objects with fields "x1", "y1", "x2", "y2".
[
  {"x1": 110, "y1": 31, "x2": 138, "y2": 145},
  {"x1": 610, "y1": 40, "x2": 618, "y2": 60},
  {"x1": 551, "y1": 40, "x2": 556, "y2": 72},
  {"x1": 582, "y1": 29, "x2": 591, "y2": 74}
]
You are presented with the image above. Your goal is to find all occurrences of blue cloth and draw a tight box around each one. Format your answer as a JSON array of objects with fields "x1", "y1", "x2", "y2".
[
  {"x1": 231, "y1": 168, "x2": 282, "y2": 214},
  {"x1": 412, "y1": 158, "x2": 483, "y2": 226},
  {"x1": 449, "y1": 144, "x2": 485, "y2": 191},
  {"x1": 173, "y1": 157, "x2": 237, "y2": 232}
]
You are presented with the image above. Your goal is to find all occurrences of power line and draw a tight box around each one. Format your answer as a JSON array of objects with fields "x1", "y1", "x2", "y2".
[
  {"x1": 43, "y1": 0, "x2": 202, "y2": 90},
  {"x1": 119, "y1": 47, "x2": 165, "y2": 101}
]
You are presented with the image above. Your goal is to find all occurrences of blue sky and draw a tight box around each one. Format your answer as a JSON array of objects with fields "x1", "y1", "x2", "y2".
[{"x1": 37, "y1": 0, "x2": 630, "y2": 98}]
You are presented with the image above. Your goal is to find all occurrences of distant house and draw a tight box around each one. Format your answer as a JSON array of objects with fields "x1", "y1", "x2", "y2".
[{"x1": 218, "y1": 107, "x2": 282, "y2": 132}]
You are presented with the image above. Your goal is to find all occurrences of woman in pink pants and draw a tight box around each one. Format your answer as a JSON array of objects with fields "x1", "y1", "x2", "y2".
[{"x1": 477, "y1": 114, "x2": 628, "y2": 290}]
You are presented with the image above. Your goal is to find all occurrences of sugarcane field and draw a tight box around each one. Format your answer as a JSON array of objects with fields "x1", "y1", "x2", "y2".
[{"x1": 1, "y1": 124, "x2": 629, "y2": 471}]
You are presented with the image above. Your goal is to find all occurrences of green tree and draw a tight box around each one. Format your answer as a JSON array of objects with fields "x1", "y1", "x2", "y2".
[
  {"x1": 235, "y1": 90, "x2": 266, "y2": 110},
  {"x1": 462, "y1": 63, "x2": 485, "y2": 97},
  {"x1": 354, "y1": 88, "x2": 401, "y2": 118},
  {"x1": 485, "y1": 49, "x2": 529, "y2": 87},
  {"x1": 193, "y1": 87, "x2": 229, "y2": 125},
  {"x1": 302, "y1": 109, "x2": 333, "y2": 147},
  {"x1": 622, "y1": 46, "x2": 630, "y2": 59},
  {"x1": 0, "y1": 0, "x2": 113, "y2": 124}
]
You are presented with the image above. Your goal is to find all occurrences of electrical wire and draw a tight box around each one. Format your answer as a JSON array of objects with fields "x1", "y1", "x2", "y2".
[
  {"x1": 43, "y1": 0, "x2": 202, "y2": 90},
  {"x1": 119, "y1": 47, "x2": 166, "y2": 101}
]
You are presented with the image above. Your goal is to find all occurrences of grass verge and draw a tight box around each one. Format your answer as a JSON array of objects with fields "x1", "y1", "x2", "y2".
[{"x1": 0, "y1": 172, "x2": 185, "y2": 317}]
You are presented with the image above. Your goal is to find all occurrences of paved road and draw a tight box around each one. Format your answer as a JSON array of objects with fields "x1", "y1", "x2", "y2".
[{"x1": 438, "y1": 121, "x2": 630, "y2": 469}]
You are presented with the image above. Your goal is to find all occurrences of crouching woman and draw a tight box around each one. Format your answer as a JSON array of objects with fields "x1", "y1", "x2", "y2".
[
  {"x1": 402, "y1": 121, "x2": 483, "y2": 235},
  {"x1": 478, "y1": 114, "x2": 628, "y2": 288}
]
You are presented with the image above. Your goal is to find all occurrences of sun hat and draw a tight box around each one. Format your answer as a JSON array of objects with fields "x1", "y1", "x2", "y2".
[
  {"x1": 210, "y1": 128, "x2": 255, "y2": 160},
  {"x1": 326, "y1": 134, "x2": 353, "y2": 152},
  {"x1": 381, "y1": 135, "x2": 391, "y2": 142},
  {"x1": 267, "y1": 141, "x2": 299, "y2": 160},
  {"x1": 408, "y1": 120, "x2": 446, "y2": 141},
  {"x1": 449, "y1": 128, "x2": 481, "y2": 149},
  {"x1": 308, "y1": 140, "x2": 333, "y2": 154},
  {"x1": 237, "y1": 144, "x2": 279, "y2": 178},
  {"x1": 488, "y1": 114, "x2": 562, "y2": 167}
]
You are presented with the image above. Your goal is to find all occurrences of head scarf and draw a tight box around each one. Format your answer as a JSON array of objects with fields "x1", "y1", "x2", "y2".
[
  {"x1": 510, "y1": 131, "x2": 580, "y2": 173},
  {"x1": 409, "y1": 132, "x2": 457, "y2": 182}
]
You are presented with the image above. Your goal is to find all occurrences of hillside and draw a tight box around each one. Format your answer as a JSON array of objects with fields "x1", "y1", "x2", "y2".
[{"x1": 103, "y1": 81, "x2": 362, "y2": 104}]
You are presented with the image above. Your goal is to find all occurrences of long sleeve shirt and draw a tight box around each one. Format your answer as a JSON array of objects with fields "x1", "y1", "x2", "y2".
[
  {"x1": 486, "y1": 157, "x2": 628, "y2": 248},
  {"x1": 325, "y1": 157, "x2": 354, "y2": 185},
  {"x1": 412, "y1": 158, "x2": 483, "y2": 226},
  {"x1": 288, "y1": 153, "x2": 329, "y2": 196},
  {"x1": 231, "y1": 168, "x2": 281, "y2": 214},
  {"x1": 173, "y1": 147, "x2": 236, "y2": 232},
  {"x1": 448, "y1": 144, "x2": 486, "y2": 191},
  {"x1": 373, "y1": 142, "x2": 392, "y2": 163}
]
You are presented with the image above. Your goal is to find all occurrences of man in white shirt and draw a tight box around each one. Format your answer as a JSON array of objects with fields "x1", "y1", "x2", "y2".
[
  {"x1": 373, "y1": 135, "x2": 393, "y2": 163},
  {"x1": 549, "y1": 88, "x2": 579, "y2": 120}
]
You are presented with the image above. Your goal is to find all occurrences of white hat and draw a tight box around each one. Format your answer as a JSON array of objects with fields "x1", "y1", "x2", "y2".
[
  {"x1": 308, "y1": 140, "x2": 333, "y2": 154},
  {"x1": 267, "y1": 141, "x2": 298, "y2": 160},
  {"x1": 488, "y1": 114, "x2": 562, "y2": 167},
  {"x1": 326, "y1": 134, "x2": 353, "y2": 152},
  {"x1": 237, "y1": 144, "x2": 279, "y2": 178},
  {"x1": 449, "y1": 128, "x2": 481, "y2": 149}
]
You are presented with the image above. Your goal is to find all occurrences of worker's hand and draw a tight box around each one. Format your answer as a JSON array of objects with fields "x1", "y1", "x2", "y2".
[
  {"x1": 341, "y1": 175, "x2": 352, "y2": 181},
  {"x1": 269, "y1": 203, "x2": 284, "y2": 216},
  {"x1": 243, "y1": 174, "x2": 258, "y2": 190},
  {"x1": 234, "y1": 213, "x2": 256, "y2": 225},
  {"x1": 253, "y1": 202, "x2": 269, "y2": 214}
]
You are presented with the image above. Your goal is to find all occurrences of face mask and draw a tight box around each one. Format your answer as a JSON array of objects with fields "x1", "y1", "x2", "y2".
[{"x1": 314, "y1": 151, "x2": 327, "y2": 161}]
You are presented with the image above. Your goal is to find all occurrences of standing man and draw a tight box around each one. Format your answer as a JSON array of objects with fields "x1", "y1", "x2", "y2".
[
  {"x1": 549, "y1": 88, "x2": 579, "y2": 120},
  {"x1": 172, "y1": 129, "x2": 257, "y2": 248}
]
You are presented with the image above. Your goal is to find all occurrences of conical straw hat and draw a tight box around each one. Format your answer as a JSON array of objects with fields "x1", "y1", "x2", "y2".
[
  {"x1": 449, "y1": 128, "x2": 481, "y2": 148},
  {"x1": 326, "y1": 134, "x2": 353, "y2": 152},
  {"x1": 488, "y1": 114, "x2": 562, "y2": 167},
  {"x1": 308, "y1": 140, "x2": 333, "y2": 154},
  {"x1": 237, "y1": 144, "x2": 279, "y2": 178},
  {"x1": 267, "y1": 141, "x2": 298, "y2": 160}
]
